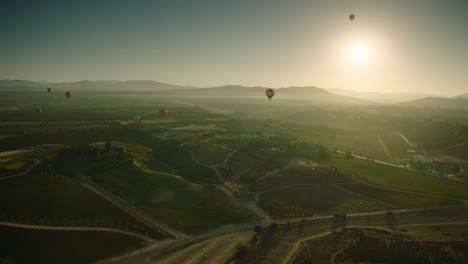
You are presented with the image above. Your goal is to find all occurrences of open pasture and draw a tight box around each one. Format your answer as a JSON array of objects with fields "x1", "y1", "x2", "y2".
[{"x1": 329, "y1": 158, "x2": 468, "y2": 199}]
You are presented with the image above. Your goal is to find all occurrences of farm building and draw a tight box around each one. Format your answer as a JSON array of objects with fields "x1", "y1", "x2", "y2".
[
  {"x1": 88, "y1": 142, "x2": 107, "y2": 152},
  {"x1": 111, "y1": 144, "x2": 126, "y2": 153},
  {"x1": 88, "y1": 142, "x2": 126, "y2": 153}
]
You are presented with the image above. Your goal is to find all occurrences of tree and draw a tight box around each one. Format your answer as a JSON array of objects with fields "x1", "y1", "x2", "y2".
[
  {"x1": 315, "y1": 146, "x2": 330, "y2": 161},
  {"x1": 234, "y1": 243, "x2": 252, "y2": 259},
  {"x1": 105, "y1": 142, "x2": 112, "y2": 152},
  {"x1": 271, "y1": 222, "x2": 279, "y2": 230},
  {"x1": 0, "y1": 256, "x2": 15, "y2": 264},
  {"x1": 254, "y1": 225, "x2": 263, "y2": 235},
  {"x1": 344, "y1": 151, "x2": 353, "y2": 159}
]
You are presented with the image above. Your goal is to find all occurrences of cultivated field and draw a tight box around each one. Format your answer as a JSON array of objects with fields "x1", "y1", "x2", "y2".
[
  {"x1": 0, "y1": 225, "x2": 145, "y2": 264},
  {"x1": 329, "y1": 158, "x2": 468, "y2": 199},
  {"x1": 87, "y1": 158, "x2": 260, "y2": 234},
  {"x1": 257, "y1": 185, "x2": 388, "y2": 217},
  {"x1": 251, "y1": 162, "x2": 355, "y2": 192},
  {"x1": 340, "y1": 183, "x2": 458, "y2": 206},
  {"x1": 0, "y1": 168, "x2": 167, "y2": 238}
]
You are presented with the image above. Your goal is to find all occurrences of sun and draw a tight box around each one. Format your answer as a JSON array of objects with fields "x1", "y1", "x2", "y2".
[
  {"x1": 346, "y1": 39, "x2": 375, "y2": 65},
  {"x1": 351, "y1": 44, "x2": 367, "y2": 59}
]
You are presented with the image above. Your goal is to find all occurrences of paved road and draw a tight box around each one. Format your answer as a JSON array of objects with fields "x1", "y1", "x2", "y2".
[
  {"x1": 336, "y1": 149, "x2": 405, "y2": 169},
  {"x1": 0, "y1": 221, "x2": 154, "y2": 243},
  {"x1": 395, "y1": 132, "x2": 417, "y2": 147},
  {"x1": 100, "y1": 203, "x2": 468, "y2": 264},
  {"x1": 254, "y1": 206, "x2": 468, "y2": 264},
  {"x1": 97, "y1": 222, "x2": 257, "y2": 264}
]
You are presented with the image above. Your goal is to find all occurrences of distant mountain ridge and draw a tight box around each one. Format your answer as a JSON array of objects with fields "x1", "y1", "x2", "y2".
[
  {"x1": 454, "y1": 93, "x2": 468, "y2": 99},
  {"x1": 0, "y1": 79, "x2": 377, "y2": 105},
  {"x1": 326, "y1": 88, "x2": 437, "y2": 103},
  {"x1": 399, "y1": 97, "x2": 468, "y2": 110},
  {"x1": 0, "y1": 79, "x2": 196, "y2": 91},
  {"x1": 157, "y1": 84, "x2": 370, "y2": 104}
]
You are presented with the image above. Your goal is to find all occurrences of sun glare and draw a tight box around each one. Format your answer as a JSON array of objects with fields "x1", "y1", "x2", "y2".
[{"x1": 346, "y1": 39, "x2": 375, "y2": 66}]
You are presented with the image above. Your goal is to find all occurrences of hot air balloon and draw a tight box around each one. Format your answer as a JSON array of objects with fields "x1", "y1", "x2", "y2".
[
  {"x1": 159, "y1": 109, "x2": 168, "y2": 118},
  {"x1": 265, "y1": 89, "x2": 275, "y2": 100},
  {"x1": 65, "y1": 91, "x2": 72, "y2": 99},
  {"x1": 349, "y1": 14, "x2": 355, "y2": 21},
  {"x1": 47, "y1": 88, "x2": 51, "y2": 93}
]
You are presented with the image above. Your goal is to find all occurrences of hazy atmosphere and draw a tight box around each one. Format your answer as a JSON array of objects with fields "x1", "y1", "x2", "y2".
[
  {"x1": 2, "y1": 0, "x2": 467, "y2": 95},
  {"x1": 2, "y1": 1, "x2": 468, "y2": 264}
]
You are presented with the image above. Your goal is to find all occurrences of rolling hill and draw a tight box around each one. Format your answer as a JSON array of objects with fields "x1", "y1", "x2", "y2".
[
  {"x1": 454, "y1": 93, "x2": 468, "y2": 99},
  {"x1": 157, "y1": 85, "x2": 370, "y2": 104},
  {"x1": 326, "y1": 88, "x2": 434, "y2": 103},
  {"x1": 399, "y1": 97, "x2": 468, "y2": 110}
]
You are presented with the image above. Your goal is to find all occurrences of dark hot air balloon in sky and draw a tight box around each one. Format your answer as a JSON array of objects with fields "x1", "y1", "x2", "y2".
[
  {"x1": 349, "y1": 14, "x2": 355, "y2": 21},
  {"x1": 265, "y1": 89, "x2": 275, "y2": 100},
  {"x1": 65, "y1": 91, "x2": 72, "y2": 98},
  {"x1": 159, "y1": 109, "x2": 168, "y2": 118}
]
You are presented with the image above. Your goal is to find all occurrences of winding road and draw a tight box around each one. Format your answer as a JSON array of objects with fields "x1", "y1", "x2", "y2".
[
  {"x1": 0, "y1": 221, "x2": 154, "y2": 243},
  {"x1": 179, "y1": 143, "x2": 237, "y2": 185}
]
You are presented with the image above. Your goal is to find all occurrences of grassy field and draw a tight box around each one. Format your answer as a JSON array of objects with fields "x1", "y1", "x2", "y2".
[
  {"x1": 329, "y1": 158, "x2": 468, "y2": 199},
  {"x1": 407, "y1": 222, "x2": 468, "y2": 241},
  {"x1": 0, "y1": 167, "x2": 168, "y2": 238},
  {"x1": 305, "y1": 130, "x2": 412, "y2": 163},
  {"x1": 340, "y1": 183, "x2": 458, "y2": 206},
  {"x1": 0, "y1": 225, "x2": 145, "y2": 264},
  {"x1": 0, "y1": 125, "x2": 155, "y2": 151},
  {"x1": 252, "y1": 162, "x2": 355, "y2": 191},
  {"x1": 183, "y1": 142, "x2": 231, "y2": 165},
  {"x1": 257, "y1": 185, "x2": 388, "y2": 217},
  {"x1": 150, "y1": 139, "x2": 221, "y2": 184},
  {"x1": 87, "y1": 158, "x2": 260, "y2": 234},
  {"x1": 224, "y1": 151, "x2": 291, "y2": 184}
]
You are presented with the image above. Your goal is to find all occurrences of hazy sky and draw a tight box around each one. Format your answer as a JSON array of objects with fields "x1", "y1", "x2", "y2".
[{"x1": 2, "y1": 0, "x2": 467, "y2": 95}]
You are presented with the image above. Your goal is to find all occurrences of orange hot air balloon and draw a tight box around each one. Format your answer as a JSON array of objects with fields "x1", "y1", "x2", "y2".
[
  {"x1": 265, "y1": 89, "x2": 275, "y2": 100},
  {"x1": 159, "y1": 109, "x2": 168, "y2": 118},
  {"x1": 65, "y1": 91, "x2": 72, "y2": 98},
  {"x1": 349, "y1": 14, "x2": 355, "y2": 21},
  {"x1": 47, "y1": 88, "x2": 51, "y2": 93}
]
